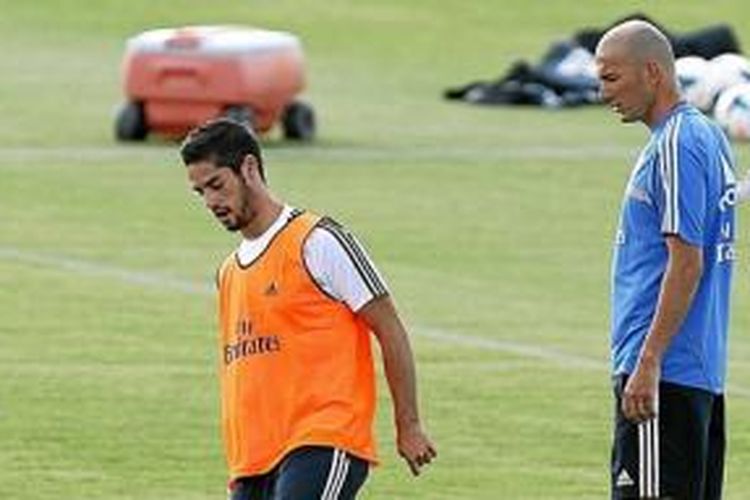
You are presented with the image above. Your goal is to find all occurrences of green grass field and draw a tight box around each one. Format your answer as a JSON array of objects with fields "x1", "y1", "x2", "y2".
[{"x1": 2, "y1": 1, "x2": 750, "y2": 498}]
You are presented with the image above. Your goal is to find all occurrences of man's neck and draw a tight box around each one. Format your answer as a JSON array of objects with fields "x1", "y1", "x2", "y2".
[
  {"x1": 241, "y1": 197, "x2": 284, "y2": 239},
  {"x1": 645, "y1": 92, "x2": 682, "y2": 129}
]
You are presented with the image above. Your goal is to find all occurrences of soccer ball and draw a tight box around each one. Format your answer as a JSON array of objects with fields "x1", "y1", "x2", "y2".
[
  {"x1": 713, "y1": 83, "x2": 750, "y2": 141},
  {"x1": 708, "y1": 53, "x2": 750, "y2": 100},
  {"x1": 675, "y1": 56, "x2": 715, "y2": 111}
]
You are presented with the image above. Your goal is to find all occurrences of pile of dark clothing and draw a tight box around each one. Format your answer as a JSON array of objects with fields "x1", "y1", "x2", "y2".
[{"x1": 444, "y1": 13, "x2": 742, "y2": 108}]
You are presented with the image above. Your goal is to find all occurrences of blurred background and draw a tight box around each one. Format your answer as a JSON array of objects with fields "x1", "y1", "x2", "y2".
[{"x1": 1, "y1": 1, "x2": 749, "y2": 498}]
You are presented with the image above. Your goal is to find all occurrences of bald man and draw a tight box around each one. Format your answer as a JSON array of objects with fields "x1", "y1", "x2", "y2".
[{"x1": 596, "y1": 21, "x2": 737, "y2": 500}]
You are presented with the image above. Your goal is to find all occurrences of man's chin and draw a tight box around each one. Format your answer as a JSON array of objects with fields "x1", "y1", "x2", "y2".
[{"x1": 218, "y1": 219, "x2": 241, "y2": 232}]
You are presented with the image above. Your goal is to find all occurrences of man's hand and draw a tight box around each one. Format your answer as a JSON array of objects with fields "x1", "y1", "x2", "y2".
[
  {"x1": 397, "y1": 423, "x2": 437, "y2": 476},
  {"x1": 622, "y1": 358, "x2": 660, "y2": 422}
]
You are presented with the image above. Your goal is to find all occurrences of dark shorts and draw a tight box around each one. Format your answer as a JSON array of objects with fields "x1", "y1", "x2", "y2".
[
  {"x1": 611, "y1": 375, "x2": 725, "y2": 500},
  {"x1": 228, "y1": 446, "x2": 369, "y2": 500}
]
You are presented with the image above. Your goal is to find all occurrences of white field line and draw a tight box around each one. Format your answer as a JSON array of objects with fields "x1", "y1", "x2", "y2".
[
  {"x1": 415, "y1": 327, "x2": 606, "y2": 371},
  {"x1": 0, "y1": 144, "x2": 636, "y2": 164},
  {"x1": 3, "y1": 246, "x2": 750, "y2": 399},
  {"x1": 0, "y1": 246, "x2": 213, "y2": 295}
]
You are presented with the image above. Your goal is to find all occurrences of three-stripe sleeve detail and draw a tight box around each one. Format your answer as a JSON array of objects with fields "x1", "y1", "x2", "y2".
[
  {"x1": 317, "y1": 217, "x2": 387, "y2": 298},
  {"x1": 659, "y1": 114, "x2": 683, "y2": 234}
]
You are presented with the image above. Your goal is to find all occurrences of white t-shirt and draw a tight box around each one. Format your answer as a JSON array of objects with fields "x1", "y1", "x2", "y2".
[{"x1": 236, "y1": 206, "x2": 388, "y2": 312}]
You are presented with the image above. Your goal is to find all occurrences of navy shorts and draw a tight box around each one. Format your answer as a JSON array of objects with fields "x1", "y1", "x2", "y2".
[
  {"x1": 228, "y1": 446, "x2": 369, "y2": 500},
  {"x1": 611, "y1": 375, "x2": 725, "y2": 499}
]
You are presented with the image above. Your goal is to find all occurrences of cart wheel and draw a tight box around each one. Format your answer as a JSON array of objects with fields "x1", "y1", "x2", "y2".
[
  {"x1": 282, "y1": 101, "x2": 316, "y2": 141},
  {"x1": 223, "y1": 106, "x2": 255, "y2": 129},
  {"x1": 115, "y1": 101, "x2": 148, "y2": 141}
]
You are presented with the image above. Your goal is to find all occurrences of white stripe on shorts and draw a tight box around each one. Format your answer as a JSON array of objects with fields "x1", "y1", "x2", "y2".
[
  {"x1": 653, "y1": 415, "x2": 660, "y2": 496},
  {"x1": 638, "y1": 417, "x2": 660, "y2": 498},
  {"x1": 322, "y1": 449, "x2": 350, "y2": 500},
  {"x1": 328, "y1": 452, "x2": 350, "y2": 500},
  {"x1": 321, "y1": 449, "x2": 342, "y2": 499}
]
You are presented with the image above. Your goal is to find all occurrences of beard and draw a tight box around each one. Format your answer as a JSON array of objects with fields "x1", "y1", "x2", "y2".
[
  {"x1": 222, "y1": 218, "x2": 242, "y2": 232},
  {"x1": 219, "y1": 187, "x2": 254, "y2": 232}
]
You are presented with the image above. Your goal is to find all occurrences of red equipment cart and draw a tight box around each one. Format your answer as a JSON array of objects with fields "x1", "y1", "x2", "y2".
[{"x1": 115, "y1": 25, "x2": 316, "y2": 141}]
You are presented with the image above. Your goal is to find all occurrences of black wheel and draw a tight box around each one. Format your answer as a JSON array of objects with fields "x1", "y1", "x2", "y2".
[
  {"x1": 222, "y1": 105, "x2": 255, "y2": 129},
  {"x1": 282, "y1": 101, "x2": 316, "y2": 140},
  {"x1": 115, "y1": 101, "x2": 148, "y2": 141}
]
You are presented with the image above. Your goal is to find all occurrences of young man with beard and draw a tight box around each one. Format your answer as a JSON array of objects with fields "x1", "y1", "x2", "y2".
[{"x1": 180, "y1": 119, "x2": 436, "y2": 499}]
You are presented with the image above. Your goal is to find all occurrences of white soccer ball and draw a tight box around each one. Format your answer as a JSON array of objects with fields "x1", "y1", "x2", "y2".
[
  {"x1": 708, "y1": 53, "x2": 750, "y2": 100},
  {"x1": 675, "y1": 56, "x2": 715, "y2": 111},
  {"x1": 713, "y1": 83, "x2": 750, "y2": 141}
]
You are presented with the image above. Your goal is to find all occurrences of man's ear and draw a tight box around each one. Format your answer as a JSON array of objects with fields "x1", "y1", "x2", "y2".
[
  {"x1": 645, "y1": 60, "x2": 663, "y2": 87},
  {"x1": 239, "y1": 154, "x2": 258, "y2": 185}
]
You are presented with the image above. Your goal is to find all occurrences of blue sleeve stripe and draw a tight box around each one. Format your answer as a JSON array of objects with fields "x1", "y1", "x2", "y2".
[
  {"x1": 657, "y1": 120, "x2": 672, "y2": 232},
  {"x1": 659, "y1": 114, "x2": 683, "y2": 234},
  {"x1": 670, "y1": 114, "x2": 682, "y2": 231}
]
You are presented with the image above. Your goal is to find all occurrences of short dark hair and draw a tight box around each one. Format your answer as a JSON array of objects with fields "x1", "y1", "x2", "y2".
[{"x1": 179, "y1": 119, "x2": 265, "y2": 181}]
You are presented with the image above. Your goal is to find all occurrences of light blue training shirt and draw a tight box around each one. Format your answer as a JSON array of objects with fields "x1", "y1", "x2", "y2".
[{"x1": 611, "y1": 102, "x2": 737, "y2": 394}]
